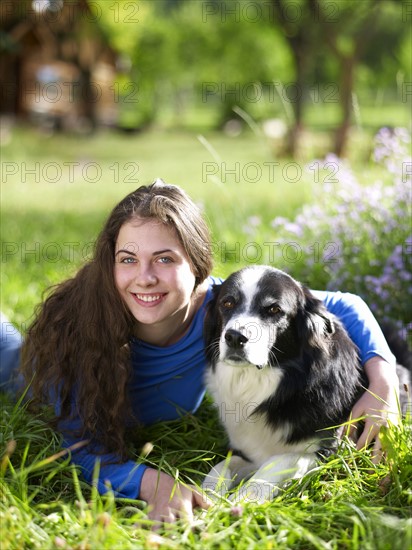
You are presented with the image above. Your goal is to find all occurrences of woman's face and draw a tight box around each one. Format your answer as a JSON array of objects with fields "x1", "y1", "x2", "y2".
[{"x1": 114, "y1": 218, "x2": 197, "y2": 344}]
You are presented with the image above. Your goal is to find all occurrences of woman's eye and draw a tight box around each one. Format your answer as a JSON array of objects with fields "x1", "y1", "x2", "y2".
[
  {"x1": 120, "y1": 257, "x2": 136, "y2": 264},
  {"x1": 157, "y1": 257, "x2": 173, "y2": 264}
]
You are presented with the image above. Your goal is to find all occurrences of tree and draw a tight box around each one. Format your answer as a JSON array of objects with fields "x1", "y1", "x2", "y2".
[
  {"x1": 268, "y1": 0, "x2": 410, "y2": 157},
  {"x1": 308, "y1": 0, "x2": 409, "y2": 156},
  {"x1": 270, "y1": 0, "x2": 319, "y2": 156},
  {"x1": 112, "y1": 1, "x2": 293, "y2": 128}
]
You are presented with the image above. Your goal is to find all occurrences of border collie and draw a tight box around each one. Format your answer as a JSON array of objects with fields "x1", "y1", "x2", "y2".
[{"x1": 202, "y1": 265, "x2": 410, "y2": 503}]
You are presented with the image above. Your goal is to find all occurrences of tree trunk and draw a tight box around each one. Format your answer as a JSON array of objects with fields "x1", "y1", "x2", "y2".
[
  {"x1": 285, "y1": 39, "x2": 307, "y2": 158},
  {"x1": 334, "y1": 56, "x2": 356, "y2": 157},
  {"x1": 271, "y1": 0, "x2": 310, "y2": 158}
]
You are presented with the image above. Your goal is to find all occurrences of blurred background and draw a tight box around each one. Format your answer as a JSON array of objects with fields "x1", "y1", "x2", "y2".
[
  {"x1": 1, "y1": 0, "x2": 410, "y2": 152},
  {"x1": 1, "y1": 0, "x2": 411, "y2": 332}
]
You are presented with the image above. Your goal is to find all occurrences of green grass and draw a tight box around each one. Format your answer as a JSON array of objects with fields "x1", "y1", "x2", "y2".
[
  {"x1": 1, "y1": 393, "x2": 412, "y2": 549},
  {"x1": 1, "y1": 124, "x2": 411, "y2": 548}
]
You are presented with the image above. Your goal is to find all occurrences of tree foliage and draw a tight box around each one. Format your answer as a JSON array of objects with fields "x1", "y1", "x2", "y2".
[
  {"x1": 86, "y1": 1, "x2": 411, "y2": 140},
  {"x1": 6, "y1": 1, "x2": 407, "y2": 134}
]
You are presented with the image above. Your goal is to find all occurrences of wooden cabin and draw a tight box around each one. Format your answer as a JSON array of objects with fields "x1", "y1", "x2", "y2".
[{"x1": 0, "y1": 0, "x2": 119, "y2": 130}]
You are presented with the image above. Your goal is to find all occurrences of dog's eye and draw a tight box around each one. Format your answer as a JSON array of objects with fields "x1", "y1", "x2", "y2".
[
  {"x1": 268, "y1": 305, "x2": 281, "y2": 314},
  {"x1": 222, "y1": 299, "x2": 235, "y2": 309}
]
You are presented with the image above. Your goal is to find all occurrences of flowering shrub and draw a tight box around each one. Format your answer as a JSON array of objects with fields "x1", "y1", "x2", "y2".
[{"x1": 247, "y1": 128, "x2": 411, "y2": 332}]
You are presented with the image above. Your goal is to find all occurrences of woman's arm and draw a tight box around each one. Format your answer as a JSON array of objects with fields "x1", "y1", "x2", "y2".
[
  {"x1": 311, "y1": 291, "x2": 396, "y2": 366},
  {"x1": 312, "y1": 291, "x2": 400, "y2": 458},
  {"x1": 61, "y1": 417, "x2": 210, "y2": 527},
  {"x1": 0, "y1": 313, "x2": 23, "y2": 395},
  {"x1": 350, "y1": 356, "x2": 399, "y2": 460},
  {"x1": 60, "y1": 418, "x2": 148, "y2": 500}
]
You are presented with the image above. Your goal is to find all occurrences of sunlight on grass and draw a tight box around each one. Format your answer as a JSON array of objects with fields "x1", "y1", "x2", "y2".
[{"x1": 1, "y1": 393, "x2": 411, "y2": 549}]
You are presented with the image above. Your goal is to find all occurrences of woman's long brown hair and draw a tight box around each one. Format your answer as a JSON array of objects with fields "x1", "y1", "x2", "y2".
[{"x1": 21, "y1": 181, "x2": 213, "y2": 458}]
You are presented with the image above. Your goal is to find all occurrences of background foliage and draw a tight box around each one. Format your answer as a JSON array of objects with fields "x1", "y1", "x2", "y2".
[{"x1": 90, "y1": 0, "x2": 410, "y2": 152}]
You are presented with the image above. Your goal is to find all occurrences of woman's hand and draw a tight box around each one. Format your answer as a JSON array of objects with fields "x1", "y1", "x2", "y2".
[
  {"x1": 140, "y1": 468, "x2": 211, "y2": 528},
  {"x1": 348, "y1": 356, "x2": 400, "y2": 461}
]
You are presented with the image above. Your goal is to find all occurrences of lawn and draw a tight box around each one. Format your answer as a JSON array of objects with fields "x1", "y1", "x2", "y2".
[{"x1": 1, "y1": 124, "x2": 411, "y2": 549}]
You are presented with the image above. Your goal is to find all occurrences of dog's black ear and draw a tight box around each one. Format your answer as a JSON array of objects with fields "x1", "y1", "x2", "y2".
[
  {"x1": 297, "y1": 287, "x2": 335, "y2": 354},
  {"x1": 203, "y1": 284, "x2": 223, "y2": 364}
]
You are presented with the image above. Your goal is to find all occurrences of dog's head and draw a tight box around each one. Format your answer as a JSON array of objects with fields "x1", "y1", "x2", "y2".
[{"x1": 204, "y1": 266, "x2": 335, "y2": 370}]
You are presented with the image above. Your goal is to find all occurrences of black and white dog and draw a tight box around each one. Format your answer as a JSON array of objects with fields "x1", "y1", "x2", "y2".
[{"x1": 202, "y1": 265, "x2": 410, "y2": 503}]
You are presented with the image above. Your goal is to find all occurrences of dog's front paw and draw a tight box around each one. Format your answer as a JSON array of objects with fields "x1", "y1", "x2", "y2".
[
  {"x1": 202, "y1": 475, "x2": 231, "y2": 501},
  {"x1": 202, "y1": 461, "x2": 235, "y2": 501},
  {"x1": 229, "y1": 479, "x2": 279, "y2": 504}
]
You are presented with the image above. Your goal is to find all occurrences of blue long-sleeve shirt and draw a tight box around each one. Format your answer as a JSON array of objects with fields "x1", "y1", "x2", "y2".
[{"x1": 59, "y1": 277, "x2": 395, "y2": 501}]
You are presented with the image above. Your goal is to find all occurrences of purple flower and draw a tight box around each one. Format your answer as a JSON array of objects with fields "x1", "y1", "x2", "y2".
[
  {"x1": 257, "y1": 127, "x2": 411, "y2": 324},
  {"x1": 284, "y1": 223, "x2": 303, "y2": 237}
]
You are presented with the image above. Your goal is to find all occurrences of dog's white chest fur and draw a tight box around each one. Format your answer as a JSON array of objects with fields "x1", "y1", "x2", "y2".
[{"x1": 206, "y1": 361, "x2": 305, "y2": 465}]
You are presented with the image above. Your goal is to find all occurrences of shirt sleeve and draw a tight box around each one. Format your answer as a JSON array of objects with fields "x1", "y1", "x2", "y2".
[
  {"x1": 312, "y1": 290, "x2": 396, "y2": 367},
  {"x1": 0, "y1": 313, "x2": 23, "y2": 395},
  {"x1": 59, "y1": 416, "x2": 148, "y2": 500}
]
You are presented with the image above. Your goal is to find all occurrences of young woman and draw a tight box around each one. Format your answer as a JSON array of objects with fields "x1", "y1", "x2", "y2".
[{"x1": 3, "y1": 180, "x2": 399, "y2": 525}]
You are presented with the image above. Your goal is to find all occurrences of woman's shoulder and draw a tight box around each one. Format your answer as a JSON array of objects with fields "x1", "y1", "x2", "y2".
[
  {"x1": 204, "y1": 275, "x2": 223, "y2": 302},
  {"x1": 186, "y1": 276, "x2": 223, "y2": 332},
  {"x1": 208, "y1": 275, "x2": 224, "y2": 287}
]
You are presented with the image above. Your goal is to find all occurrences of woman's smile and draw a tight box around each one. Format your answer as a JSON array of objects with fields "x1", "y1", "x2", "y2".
[{"x1": 131, "y1": 292, "x2": 168, "y2": 306}]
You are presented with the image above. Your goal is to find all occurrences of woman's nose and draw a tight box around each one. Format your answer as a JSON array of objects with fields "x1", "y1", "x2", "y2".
[{"x1": 134, "y1": 264, "x2": 158, "y2": 286}]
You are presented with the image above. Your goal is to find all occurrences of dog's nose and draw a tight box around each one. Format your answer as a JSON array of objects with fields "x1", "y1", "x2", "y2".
[{"x1": 225, "y1": 329, "x2": 248, "y2": 349}]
